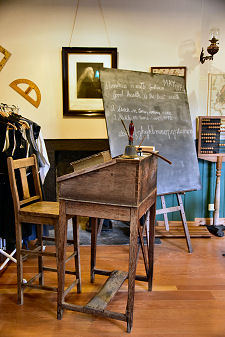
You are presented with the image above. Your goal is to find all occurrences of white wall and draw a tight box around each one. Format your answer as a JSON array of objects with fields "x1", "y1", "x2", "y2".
[{"x1": 0, "y1": 0, "x2": 224, "y2": 139}]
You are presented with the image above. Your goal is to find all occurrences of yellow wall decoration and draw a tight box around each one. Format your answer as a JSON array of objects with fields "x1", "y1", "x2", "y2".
[
  {"x1": 9, "y1": 79, "x2": 41, "y2": 108},
  {"x1": 0, "y1": 45, "x2": 11, "y2": 71}
]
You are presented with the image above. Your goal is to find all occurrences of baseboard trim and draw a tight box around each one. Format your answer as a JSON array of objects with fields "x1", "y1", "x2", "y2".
[{"x1": 195, "y1": 218, "x2": 225, "y2": 226}]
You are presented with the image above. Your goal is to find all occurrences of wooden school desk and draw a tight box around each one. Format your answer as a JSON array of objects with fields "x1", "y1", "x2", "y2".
[{"x1": 56, "y1": 153, "x2": 157, "y2": 332}]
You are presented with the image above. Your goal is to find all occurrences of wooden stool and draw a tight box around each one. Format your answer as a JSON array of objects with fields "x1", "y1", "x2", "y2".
[{"x1": 7, "y1": 154, "x2": 81, "y2": 305}]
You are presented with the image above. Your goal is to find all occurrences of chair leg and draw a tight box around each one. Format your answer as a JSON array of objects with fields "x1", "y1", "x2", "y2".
[
  {"x1": 72, "y1": 216, "x2": 81, "y2": 293},
  {"x1": 57, "y1": 200, "x2": 67, "y2": 320},
  {"x1": 15, "y1": 219, "x2": 24, "y2": 305},
  {"x1": 37, "y1": 224, "x2": 44, "y2": 286}
]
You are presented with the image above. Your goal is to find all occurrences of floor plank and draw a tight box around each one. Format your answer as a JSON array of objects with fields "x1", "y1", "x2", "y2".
[
  {"x1": 1, "y1": 236, "x2": 225, "y2": 336},
  {"x1": 156, "y1": 221, "x2": 211, "y2": 238}
]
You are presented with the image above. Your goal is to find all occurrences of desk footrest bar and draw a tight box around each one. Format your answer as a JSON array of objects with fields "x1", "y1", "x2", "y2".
[
  {"x1": 42, "y1": 236, "x2": 75, "y2": 245},
  {"x1": 42, "y1": 236, "x2": 55, "y2": 242},
  {"x1": 94, "y1": 269, "x2": 148, "y2": 282},
  {"x1": 21, "y1": 272, "x2": 58, "y2": 291},
  {"x1": 25, "y1": 284, "x2": 57, "y2": 292},
  {"x1": 62, "y1": 302, "x2": 127, "y2": 322},
  {"x1": 63, "y1": 280, "x2": 79, "y2": 298},
  {"x1": 43, "y1": 266, "x2": 57, "y2": 272},
  {"x1": 65, "y1": 252, "x2": 76, "y2": 263},
  {"x1": 66, "y1": 239, "x2": 75, "y2": 245},
  {"x1": 135, "y1": 274, "x2": 148, "y2": 282},
  {"x1": 65, "y1": 270, "x2": 76, "y2": 275},
  {"x1": 23, "y1": 272, "x2": 41, "y2": 286},
  {"x1": 20, "y1": 249, "x2": 56, "y2": 257},
  {"x1": 94, "y1": 268, "x2": 112, "y2": 276},
  {"x1": 42, "y1": 266, "x2": 76, "y2": 275},
  {"x1": 86, "y1": 270, "x2": 128, "y2": 311}
]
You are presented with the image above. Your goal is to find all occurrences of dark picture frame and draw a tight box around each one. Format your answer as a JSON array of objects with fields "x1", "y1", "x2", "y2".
[
  {"x1": 62, "y1": 47, "x2": 117, "y2": 117},
  {"x1": 150, "y1": 66, "x2": 186, "y2": 84}
]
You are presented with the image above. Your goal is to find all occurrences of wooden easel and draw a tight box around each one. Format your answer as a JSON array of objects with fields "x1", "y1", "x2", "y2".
[
  {"x1": 156, "y1": 193, "x2": 192, "y2": 253},
  {"x1": 136, "y1": 147, "x2": 193, "y2": 252}
]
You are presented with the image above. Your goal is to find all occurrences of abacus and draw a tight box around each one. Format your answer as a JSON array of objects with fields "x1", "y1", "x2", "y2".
[
  {"x1": 198, "y1": 116, "x2": 225, "y2": 229},
  {"x1": 198, "y1": 116, "x2": 225, "y2": 158}
]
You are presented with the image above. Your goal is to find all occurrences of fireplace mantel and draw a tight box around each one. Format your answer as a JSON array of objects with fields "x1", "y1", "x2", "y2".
[{"x1": 43, "y1": 139, "x2": 109, "y2": 201}]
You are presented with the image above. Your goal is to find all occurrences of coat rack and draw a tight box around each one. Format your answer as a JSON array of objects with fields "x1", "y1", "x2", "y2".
[{"x1": 0, "y1": 239, "x2": 16, "y2": 271}]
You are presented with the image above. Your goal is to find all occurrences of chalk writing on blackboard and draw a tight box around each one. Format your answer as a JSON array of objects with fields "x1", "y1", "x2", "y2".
[{"x1": 100, "y1": 68, "x2": 201, "y2": 195}]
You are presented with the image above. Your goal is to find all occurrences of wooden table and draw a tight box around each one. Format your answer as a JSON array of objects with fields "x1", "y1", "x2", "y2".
[{"x1": 56, "y1": 154, "x2": 157, "y2": 332}]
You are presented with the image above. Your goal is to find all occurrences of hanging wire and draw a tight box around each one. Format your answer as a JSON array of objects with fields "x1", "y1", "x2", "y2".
[
  {"x1": 69, "y1": 0, "x2": 80, "y2": 47},
  {"x1": 69, "y1": 0, "x2": 111, "y2": 47},
  {"x1": 98, "y1": 0, "x2": 111, "y2": 47}
]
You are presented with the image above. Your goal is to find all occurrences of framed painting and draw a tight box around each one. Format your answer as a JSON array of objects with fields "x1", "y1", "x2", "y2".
[
  {"x1": 150, "y1": 66, "x2": 186, "y2": 83},
  {"x1": 207, "y1": 73, "x2": 225, "y2": 116},
  {"x1": 62, "y1": 47, "x2": 117, "y2": 117}
]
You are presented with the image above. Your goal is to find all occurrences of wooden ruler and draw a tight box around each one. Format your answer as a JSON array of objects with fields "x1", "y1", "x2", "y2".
[
  {"x1": 0, "y1": 45, "x2": 11, "y2": 71},
  {"x1": 9, "y1": 79, "x2": 41, "y2": 108}
]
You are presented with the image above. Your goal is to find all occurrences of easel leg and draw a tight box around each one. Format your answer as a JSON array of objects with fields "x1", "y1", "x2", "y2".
[
  {"x1": 176, "y1": 193, "x2": 192, "y2": 253},
  {"x1": 161, "y1": 196, "x2": 169, "y2": 231}
]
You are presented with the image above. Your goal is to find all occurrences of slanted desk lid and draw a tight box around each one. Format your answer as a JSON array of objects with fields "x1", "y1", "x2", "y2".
[
  {"x1": 70, "y1": 150, "x2": 111, "y2": 172},
  {"x1": 57, "y1": 152, "x2": 152, "y2": 183},
  {"x1": 58, "y1": 150, "x2": 112, "y2": 183}
]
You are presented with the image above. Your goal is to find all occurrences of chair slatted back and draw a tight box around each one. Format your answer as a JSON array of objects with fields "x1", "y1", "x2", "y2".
[{"x1": 7, "y1": 154, "x2": 43, "y2": 212}]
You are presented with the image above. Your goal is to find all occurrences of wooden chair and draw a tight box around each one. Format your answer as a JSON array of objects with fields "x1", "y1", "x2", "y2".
[{"x1": 7, "y1": 154, "x2": 81, "y2": 305}]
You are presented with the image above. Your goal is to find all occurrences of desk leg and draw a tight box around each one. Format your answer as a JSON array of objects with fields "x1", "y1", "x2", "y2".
[
  {"x1": 57, "y1": 200, "x2": 67, "y2": 320},
  {"x1": 148, "y1": 201, "x2": 156, "y2": 291},
  {"x1": 72, "y1": 216, "x2": 81, "y2": 293},
  {"x1": 90, "y1": 218, "x2": 98, "y2": 283},
  {"x1": 126, "y1": 208, "x2": 138, "y2": 333}
]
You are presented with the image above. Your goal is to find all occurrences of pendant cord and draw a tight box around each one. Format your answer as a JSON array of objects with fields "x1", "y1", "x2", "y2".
[
  {"x1": 97, "y1": 0, "x2": 111, "y2": 47},
  {"x1": 69, "y1": 0, "x2": 80, "y2": 47},
  {"x1": 69, "y1": 0, "x2": 110, "y2": 47}
]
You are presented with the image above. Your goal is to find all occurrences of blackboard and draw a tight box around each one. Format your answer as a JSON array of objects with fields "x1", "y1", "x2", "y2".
[{"x1": 100, "y1": 68, "x2": 201, "y2": 195}]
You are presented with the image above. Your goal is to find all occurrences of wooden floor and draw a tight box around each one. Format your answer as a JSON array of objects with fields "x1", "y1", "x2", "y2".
[{"x1": 1, "y1": 236, "x2": 225, "y2": 337}]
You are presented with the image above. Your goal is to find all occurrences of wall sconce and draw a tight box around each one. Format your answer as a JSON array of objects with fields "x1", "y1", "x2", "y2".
[{"x1": 200, "y1": 28, "x2": 219, "y2": 64}]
